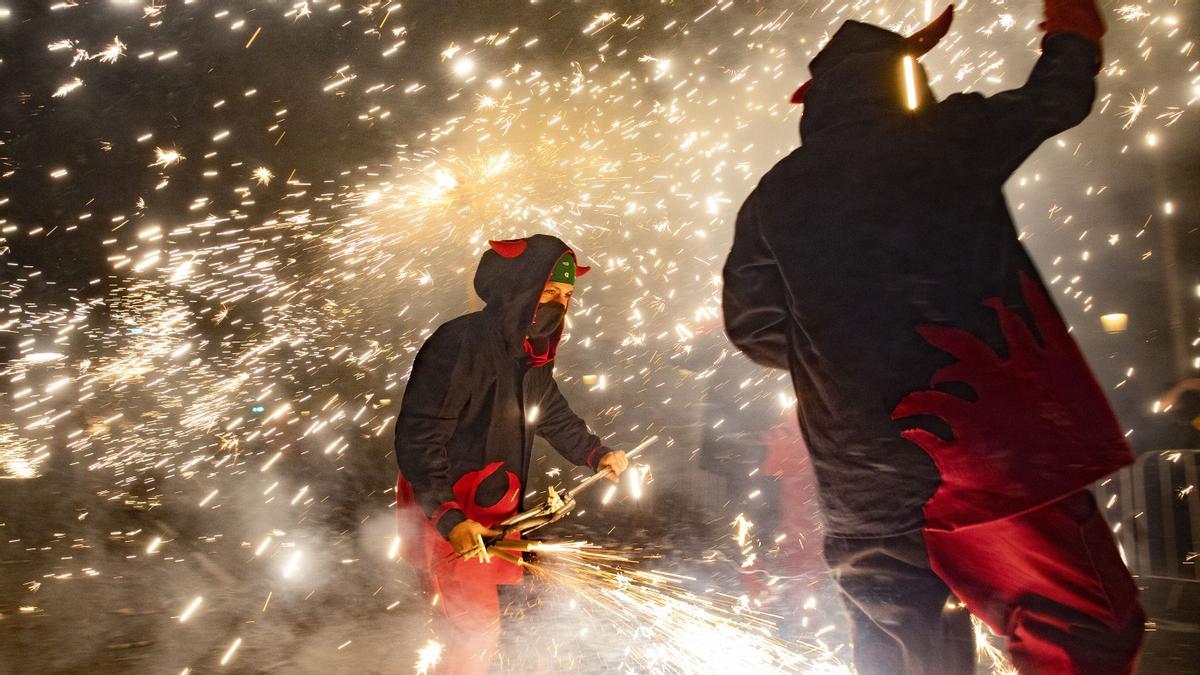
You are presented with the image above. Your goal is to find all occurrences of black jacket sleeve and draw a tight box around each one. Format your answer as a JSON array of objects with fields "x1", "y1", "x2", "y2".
[
  {"x1": 939, "y1": 32, "x2": 1099, "y2": 183},
  {"x1": 722, "y1": 190, "x2": 790, "y2": 370},
  {"x1": 535, "y1": 378, "x2": 606, "y2": 469},
  {"x1": 394, "y1": 328, "x2": 470, "y2": 539}
]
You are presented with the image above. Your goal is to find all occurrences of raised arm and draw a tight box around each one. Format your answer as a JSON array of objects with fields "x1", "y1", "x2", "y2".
[{"x1": 939, "y1": 0, "x2": 1104, "y2": 181}]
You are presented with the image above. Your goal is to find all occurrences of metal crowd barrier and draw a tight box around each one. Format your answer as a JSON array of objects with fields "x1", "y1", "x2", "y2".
[{"x1": 1105, "y1": 449, "x2": 1200, "y2": 580}]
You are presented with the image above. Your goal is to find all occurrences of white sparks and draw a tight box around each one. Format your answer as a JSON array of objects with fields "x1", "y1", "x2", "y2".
[
  {"x1": 219, "y1": 637, "x2": 242, "y2": 666},
  {"x1": 152, "y1": 147, "x2": 185, "y2": 168},
  {"x1": 179, "y1": 596, "x2": 203, "y2": 622},
  {"x1": 415, "y1": 640, "x2": 443, "y2": 674},
  {"x1": 52, "y1": 78, "x2": 83, "y2": 98}
]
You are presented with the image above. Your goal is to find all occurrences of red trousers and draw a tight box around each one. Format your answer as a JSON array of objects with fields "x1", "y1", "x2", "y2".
[
  {"x1": 426, "y1": 544, "x2": 521, "y2": 675},
  {"x1": 928, "y1": 490, "x2": 1144, "y2": 674},
  {"x1": 826, "y1": 491, "x2": 1144, "y2": 674},
  {"x1": 396, "y1": 469, "x2": 523, "y2": 675}
]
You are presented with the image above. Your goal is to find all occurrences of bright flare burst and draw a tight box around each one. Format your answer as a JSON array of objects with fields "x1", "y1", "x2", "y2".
[
  {"x1": 530, "y1": 542, "x2": 849, "y2": 673},
  {"x1": 414, "y1": 640, "x2": 443, "y2": 674}
]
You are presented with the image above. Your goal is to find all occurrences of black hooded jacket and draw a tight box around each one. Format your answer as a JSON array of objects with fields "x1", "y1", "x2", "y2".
[
  {"x1": 395, "y1": 234, "x2": 606, "y2": 539},
  {"x1": 723, "y1": 25, "x2": 1107, "y2": 536}
]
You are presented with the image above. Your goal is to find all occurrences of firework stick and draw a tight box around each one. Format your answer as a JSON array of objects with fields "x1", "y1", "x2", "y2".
[
  {"x1": 488, "y1": 435, "x2": 660, "y2": 542},
  {"x1": 473, "y1": 533, "x2": 491, "y2": 563},
  {"x1": 485, "y1": 548, "x2": 524, "y2": 566},
  {"x1": 490, "y1": 538, "x2": 537, "y2": 552},
  {"x1": 566, "y1": 435, "x2": 658, "y2": 500}
]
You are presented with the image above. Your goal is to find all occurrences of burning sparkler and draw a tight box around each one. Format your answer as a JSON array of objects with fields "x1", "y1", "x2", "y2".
[{"x1": 527, "y1": 541, "x2": 849, "y2": 673}]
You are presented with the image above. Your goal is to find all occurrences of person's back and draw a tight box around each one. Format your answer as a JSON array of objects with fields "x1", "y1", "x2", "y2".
[
  {"x1": 723, "y1": 4, "x2": 1145, "y2": 673},
  {"x1": 731, "y1": 12, "x2": 1133, "y2": 536},
  {"x1": 754, "y1": 91, "x2": 1035, "y2": 534}
]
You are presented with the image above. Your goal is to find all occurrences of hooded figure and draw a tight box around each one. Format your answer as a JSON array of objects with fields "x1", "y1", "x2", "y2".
[
  {"x1": 395, "y1": 234, "x2": 625, "y2": 674},
  {"x1": 723, "y1": 2, "x2": 1144, "y2": 673}
]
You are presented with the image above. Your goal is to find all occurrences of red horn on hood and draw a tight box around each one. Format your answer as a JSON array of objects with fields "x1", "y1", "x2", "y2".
[
  {"x1": 789, "y1": 6, "x2": 952, "y2": 105},
  {"x1": 906, "y1": 5, "x2": 954, "y2": 55},
  {"x1": 575, "y1": 265, "x2": 591, "y2": 277},
  {"x1": 488, "y1": 239, "x2": 528, "y2": 259},
  {"x1": 789, "y1": 79, "x2": 814, "y2": 105}
]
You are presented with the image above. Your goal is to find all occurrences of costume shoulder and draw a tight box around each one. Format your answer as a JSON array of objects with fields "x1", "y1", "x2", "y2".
[
  {"x1": 761, "y1": 148, "x2": 802, "y2": 186},
  {"x1": 422, "y1": 313, "x2": 478, "y2": 349},
  {"x1": 930, "y1": 91, "x2": 996, "y2": 141},
  {"x1": 928, "y1": 92, "x2": 989, "y2": 143},
  {"x1": 411, "y1": 312, "x2": 481, "y2": 373},
  {"x1": 934, "y1": 91, "x2": 986, "y2": 114}
]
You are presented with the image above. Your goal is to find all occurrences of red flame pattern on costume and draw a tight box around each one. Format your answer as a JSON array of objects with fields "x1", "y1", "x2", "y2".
[{"x1": 892, "y1": 274, "x2": 1132, "y2": 530}]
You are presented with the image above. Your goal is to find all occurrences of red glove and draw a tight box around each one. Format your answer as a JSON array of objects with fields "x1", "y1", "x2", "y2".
[{"x1": 1041, "y1": 0, "x2": 1105, "y2": 46}]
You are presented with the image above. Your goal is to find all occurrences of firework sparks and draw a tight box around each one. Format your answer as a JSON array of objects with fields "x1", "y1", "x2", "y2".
[
  {"x1": 179, "y1": 596, "x2": 203, "y2": 623},
  {"x1": 529, "y1": 541, "x2": 848, "y2": 673},
  {"x1": 1120, "y1": 90, "x2": 1150, "y2": 129},
  {"x1": 219, "y1": 637, "x2": 242, "y2": 666},
  {"x1": 414, "y1": 640, "x2": 443, "y2": 674},
  {"x1": 94, "y1": 36, "x2": 126, "y2": 63},
  {"x1": 51, "y1": 77, "x2": 83, "y2": 98},
  {"x1": 973, "y1": 614, "x2": 1017, "y2": 674},
  {"x1": 252, "y1": 166, "x2": 274, "y2": 185},
  {"x1": 152, "y1": 147, "x2": 185, "y2": 168}
]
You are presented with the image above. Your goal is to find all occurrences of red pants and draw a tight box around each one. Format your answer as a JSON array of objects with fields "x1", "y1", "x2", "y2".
[
  {"x1": 928, "y1": 490, "x2": 1144, "y2": 674},
  {"x1": 826, "y1": 491, "x2": 1144, "y2": 674},
  {"x1": 427, "y1": 547, "x2": 520, "y2": 675},
  {"x1": 396, "y1": 468, "x2": 523, "y2": 675}
]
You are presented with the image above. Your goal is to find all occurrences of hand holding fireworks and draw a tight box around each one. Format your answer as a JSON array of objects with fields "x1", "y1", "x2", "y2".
[
  {"x1": 488, "y1": 436, "x2": 657, "y2": 541},
  {"x1": 596, "y1": 449, "x2": 629, "y2": 483},
  {"x1": 449, "y1": 519, "x2": 500, "y2": 561},
  {"x1": 441, "y1": 437, "x2": 658, "y2": 566}
]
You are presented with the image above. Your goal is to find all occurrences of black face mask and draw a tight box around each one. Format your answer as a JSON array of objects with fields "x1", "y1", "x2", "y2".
[{"x1": 528, "y1": 301, "x2": 565, "y2": 339}]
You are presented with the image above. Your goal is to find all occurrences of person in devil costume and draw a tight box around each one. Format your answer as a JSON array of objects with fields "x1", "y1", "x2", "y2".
[
  {"x1": 395, "y1": 234, "x2": 627, "y2": 674},
  {"x1": 723, "y1": 2, "x2": 1145, "y2": 673}
]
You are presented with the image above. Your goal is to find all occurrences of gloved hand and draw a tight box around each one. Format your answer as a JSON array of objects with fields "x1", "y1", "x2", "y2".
[
  {"x1": 448, "y1": 519, "x2": 500, "y2": 559},
  {"x1": 1042, "y1": 0, "x2": 1105, "y2": 46},
  {"x1": 596, "y1": 450, "x2": 629, "y2": 483}
]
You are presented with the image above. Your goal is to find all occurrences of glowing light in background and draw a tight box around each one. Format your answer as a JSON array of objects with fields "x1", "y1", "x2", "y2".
[
  {"x1": 1101, "y1": 312, "x2": 1129, "y2": 333},
  {"x1": 452, "y1": 57, "x2": 475, "y2": 78}
]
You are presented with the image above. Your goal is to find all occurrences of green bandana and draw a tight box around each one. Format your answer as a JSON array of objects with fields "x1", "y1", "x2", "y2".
[{"x1": 549, "y1": 252, "x2": 577, "y2": 285}]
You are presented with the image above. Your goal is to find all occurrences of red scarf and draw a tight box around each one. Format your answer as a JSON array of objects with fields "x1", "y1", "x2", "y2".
[{"x1": 523, "y1": 336, "x2": 557, "y2": 367}]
